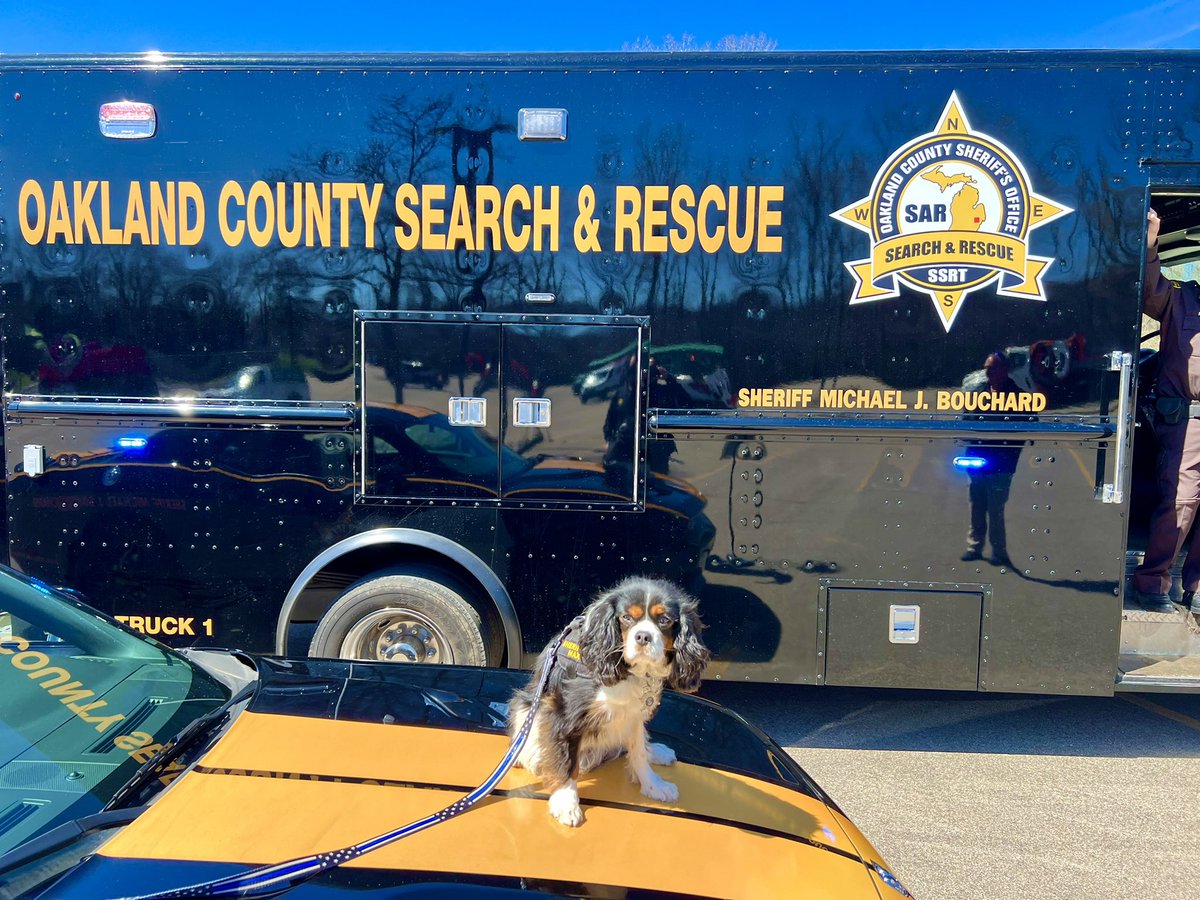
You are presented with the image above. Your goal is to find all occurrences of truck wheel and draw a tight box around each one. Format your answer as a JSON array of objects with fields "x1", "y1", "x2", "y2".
[{"x1": 309, "y1": 572, "x2": 489, "y2": 665}]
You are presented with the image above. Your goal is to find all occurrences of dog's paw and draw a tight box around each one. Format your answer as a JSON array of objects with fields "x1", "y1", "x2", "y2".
[
  {"x1": 640, "y1": 775, "x2": 679, "y2": 804},
  {"x1": 548, "y1": 787, "x2": 585, "y2": 827},
  {"x1": 647, "y1": 742, "x2": 676, "y2": 766}
]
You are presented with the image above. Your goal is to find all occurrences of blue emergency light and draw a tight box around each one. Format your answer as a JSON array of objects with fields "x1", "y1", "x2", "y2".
[
  {"x1": 953, "y1": 456, "x2": 988, "y2": 471},
  {"x1": 116, "y1": 435, "x2": 148, "y2": 450}
]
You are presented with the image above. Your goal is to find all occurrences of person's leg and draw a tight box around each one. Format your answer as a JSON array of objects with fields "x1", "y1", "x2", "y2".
[
  {"x1": 1174, "y1": 422, "x2": 1200, "y2": 598},
  {"x1": 1135, "y1": 421, "x2": 1190, "y2": 596},
  {"x1": 985, "y1": 474, "x2": 1013, "y2": 563},
  {"x1": 964, "y1": 476, "x2": 986, "y2": 559}
]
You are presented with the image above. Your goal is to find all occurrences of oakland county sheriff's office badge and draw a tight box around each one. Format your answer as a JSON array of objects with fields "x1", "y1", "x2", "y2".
[{"x1": 832, "y1": 93, "x2": 1071, "y2": 331}]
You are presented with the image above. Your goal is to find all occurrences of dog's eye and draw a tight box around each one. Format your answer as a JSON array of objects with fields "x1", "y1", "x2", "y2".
[
  {"x1": 657, "y1": 615, "x2": 673, "y2": 627},
  {"x1": 620, "y1": 613, "x2": 634, "y2": 624}
]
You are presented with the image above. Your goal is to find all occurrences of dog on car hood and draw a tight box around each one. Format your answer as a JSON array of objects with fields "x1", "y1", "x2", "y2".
[{"x1": 507, "y1": 577, "x2": 709, "y2": 826}]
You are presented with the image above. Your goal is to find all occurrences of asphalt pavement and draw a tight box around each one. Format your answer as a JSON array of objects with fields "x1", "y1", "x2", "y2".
[{"x1": 701, "y1": 683, "x2": 1200, "y2": 900}]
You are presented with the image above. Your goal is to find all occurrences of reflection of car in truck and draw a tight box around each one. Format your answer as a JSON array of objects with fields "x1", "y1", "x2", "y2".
[
  {"x1": 36, "y1": 337, "x2": 157, "y2": 397},
  {"x1": 961, "y1": 334, "x2": 1089, "y2": 401},
  {"x1": 202, "y1": 364, "x2": 310, "y2": 401},
  {"x1": 575, "y1": 344, "x2": 730, "y2": 407},
  {"x1": 9, "y1": 401, "x2": 714, "y2": 661},
  {"x1": 5, "y1": 51, "x2": 1200, "y2": 697},
  {"x1": 572, "y1": 357, "x2": 626, "y2": 403}
]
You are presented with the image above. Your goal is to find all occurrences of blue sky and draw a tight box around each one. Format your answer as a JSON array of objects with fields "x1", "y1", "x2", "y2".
[{"x1": 0, "y1": 0, "x2": 1196, "y2": 52}]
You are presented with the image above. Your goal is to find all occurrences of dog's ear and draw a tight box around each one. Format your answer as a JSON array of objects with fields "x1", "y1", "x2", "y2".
[
  {"x1": 579, "y1": 589, "x2": 626, "y2": 686},
  {"x1": 668, "y1": 593, "x2": 709, "y2": 693}
]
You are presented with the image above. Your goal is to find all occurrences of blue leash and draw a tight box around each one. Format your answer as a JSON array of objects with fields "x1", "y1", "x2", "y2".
[{"x1": 125, "y1": 631, "x2": 567, "y2": 900}]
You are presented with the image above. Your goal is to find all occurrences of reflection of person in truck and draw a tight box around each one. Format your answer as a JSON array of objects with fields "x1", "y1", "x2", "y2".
[
  {"x1": 604, "y1": 356, "x2": 690, "y2": 476},
  {"x1": 961, "y1": 352, "x2": 1024, "y2": 567}
]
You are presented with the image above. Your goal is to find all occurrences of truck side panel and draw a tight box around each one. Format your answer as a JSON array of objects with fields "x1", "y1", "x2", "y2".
[{"x1": 2, "y1": 53, "x2": 1191, "y2": 692}]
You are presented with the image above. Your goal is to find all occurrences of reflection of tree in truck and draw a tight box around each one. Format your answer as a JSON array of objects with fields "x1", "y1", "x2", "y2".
[{"x1": 37, "y1": 334, "x2": 157, "y2": 396}]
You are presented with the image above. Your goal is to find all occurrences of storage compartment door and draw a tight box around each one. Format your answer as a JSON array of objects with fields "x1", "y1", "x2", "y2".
[
  {"x1": 358, "y1": 318, "x2": 502, "y2": 501},
  {"x1": 824, "y1": 585, "x2": 984, "y2": 690},
  {"x1": 500, "y1": 322, "x2": 646, "y2": 506}
]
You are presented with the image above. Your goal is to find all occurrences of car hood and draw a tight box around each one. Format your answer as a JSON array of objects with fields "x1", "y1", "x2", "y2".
[{"x1": 49, "y1": 659, "x2": 891, "y2": 899}]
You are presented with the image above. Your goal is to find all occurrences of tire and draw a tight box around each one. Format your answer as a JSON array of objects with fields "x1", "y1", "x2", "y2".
[{"x1": 309, "y1": 570, "x2": 489, "y2": 665}]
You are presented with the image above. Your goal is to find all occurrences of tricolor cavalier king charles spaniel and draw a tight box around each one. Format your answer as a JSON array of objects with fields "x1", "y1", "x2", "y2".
[{"x1": 508, "y1": 577, "x2": 709, "y2": 826}]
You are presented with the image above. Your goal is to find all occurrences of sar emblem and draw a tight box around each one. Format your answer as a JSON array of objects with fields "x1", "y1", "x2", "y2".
[{"x1": 832, "y1": 93, "x2": 1071, "y2": 331}]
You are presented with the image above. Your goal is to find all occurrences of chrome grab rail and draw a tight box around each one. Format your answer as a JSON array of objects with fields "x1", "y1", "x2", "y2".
[
  {"x1": 6, "y1": 395, "x2": 356, "y2": 425},
  {"x1": 1101, "y1": 351, "x2": 1135, "y2": 504},
  {"x1": 649, "y1": 412, "x2": 1115, "y2": 442}
]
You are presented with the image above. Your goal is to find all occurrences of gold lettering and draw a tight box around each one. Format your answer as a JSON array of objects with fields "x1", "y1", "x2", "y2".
[
  {"x1": 445, "y1": 184, "x2": 475, "y2": 251},
  {"x1": 475, "y1": 184, "x2": 502, "y2": 251},
  {"x1": 19, "y1": 179, "x2": 46, "y2": 243},
  {"x1": 331, "y1": 182, "x2": 357, "y2": 247},
  {"x1": 393, "y1": 183, "x2": 420, "y2": 251},
  {"x1": 100, "y1": 182, "x2": 122, "y2": 243},
  {"x1": 697, "y1": 185, "x2": 726, "y2": 253},
  {"x1": 246, "y1": 181, "x2": 275, "y2": 248},
  {"x1": 358, "y1": 182, "x2": 383, "y2": 249},
  {"x1": 132, "y1": 743, "x2": 163, "y2": 764},
  {"x1": 47, "y1": 181, "x2": 73, "y2": 244},
  {"x1": 124, "y1": 182, "x2": 151, "y2": 245},
  {"x1": 178, "y1": 182, "x2": 205, "y2": 246},
  {"x1": 114, "y1": 732, "x2": 153, "y2": 751},
  {"x1": 11, "y1": 650, "x2": 50, "y2": 670},
  {"x1": 149, "y1": 182, "x2": 175, "y2": 245},
  {"x1": 46, "y1": 681, "x2": 94, "y2": 705},
  {"x1": 670, "y1": 185, "x2": 696, "y2": 253},
  {"x1": 26, "y1": 666, "x2": 72, "y2": 687},
  {"x1": 615, "y1": 186, "x2": 641, "y2": 251},
  {"x1": 0, "y1": 636, "x2": 30, "y2": 654},
  {"x1": 533, "y1": 186, "x2": 559, "y2": 251},
  {"x1": 306, "y1": 182, "x2": 332, "y2": 247},
  {"x1": 277, "y1": 182, "x2": 303, "y2": 248},
  {"x1": 643, "y1": 185, "x2": 669, "y2": 253},
  {"x1": 74, "y1": 181, "x2": 100, "y2": 244},
  {"x1": 503, "y1": 185, "x2": 531, "y2": 253},
  {"x1": 420, "y1": 183, "x2": 447, "y2": 251},
  {"x1": 757, "y1": 185, "x2": 783, "y2": 253},
  {"x1": 219, "y1": 181, "x2": 246, "y2": 246},
  {"x1": 727, "y1": 186, "x2": 755, "y2": 254}
]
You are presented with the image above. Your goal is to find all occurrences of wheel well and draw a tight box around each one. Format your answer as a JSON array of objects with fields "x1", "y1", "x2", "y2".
[{"x1": 280, "y1": 541, "x2": 510, "y2": 665}]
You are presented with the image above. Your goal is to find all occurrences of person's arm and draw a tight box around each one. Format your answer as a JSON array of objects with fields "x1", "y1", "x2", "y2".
[{"x1": 1144, "y1": 208, "x2": 1174, "y2": 321}]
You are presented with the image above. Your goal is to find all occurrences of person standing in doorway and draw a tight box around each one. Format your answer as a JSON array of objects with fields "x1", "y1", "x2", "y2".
[{"x1": 1133, "y1": 208, "x2": 1200, "y2": 615}]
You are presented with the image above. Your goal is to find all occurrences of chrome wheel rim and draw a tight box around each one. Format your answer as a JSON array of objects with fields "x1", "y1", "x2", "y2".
[{"x1": 339, "y1": 608, "x2": 452, "y2": 663}]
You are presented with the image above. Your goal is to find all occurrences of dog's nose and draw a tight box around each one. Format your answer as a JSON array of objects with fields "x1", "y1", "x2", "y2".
[{"x1": 635, "y1": 631, "x2": 653, "y2": 646}]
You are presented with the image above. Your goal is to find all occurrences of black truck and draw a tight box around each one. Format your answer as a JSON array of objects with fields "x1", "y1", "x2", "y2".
[{"x1": 2, "y1": 50, "x2": 1198, "y2": 694}]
